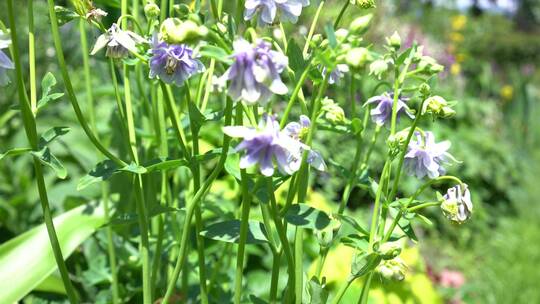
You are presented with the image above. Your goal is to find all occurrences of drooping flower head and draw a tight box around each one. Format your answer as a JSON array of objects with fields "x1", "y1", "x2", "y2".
[
  {"x1": 284, "y1": 115, "x2": 326, "y2": 171},
  {"x1": 223, "y1": 114, "x2": 303, "y2": 176},
  {"x1": 327, "y1": 64, "x2": 350, "y2": 85},
  {"x1": 0, "y1": 30, "x2": 14, "y2": 86},
  {"x1": 245, "y1": 0, "x2": 310, "y2": 26},
  {"x1": 441, "y1": 184, "x2": 473, "y2": 224},
  {"x1": 222, "y1": 39, "x2": 288, "y2": 105},
  {"x1": 365, "y1": 92, "x2": 414, "y2": 126},
  {"x1": 404, "y1": 131, "x2": 457, "y2": 179},
  {"x1": 149, "y1": 36, "x2": 204, "y2": 86},
  {"x1": 91, "y1": 23, "x2": 147, "y2": 58}
]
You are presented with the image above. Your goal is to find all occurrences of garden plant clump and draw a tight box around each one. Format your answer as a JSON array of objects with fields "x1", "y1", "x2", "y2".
[{"x1": 0, "y1": 0, "x2": 479, "y2": 303}]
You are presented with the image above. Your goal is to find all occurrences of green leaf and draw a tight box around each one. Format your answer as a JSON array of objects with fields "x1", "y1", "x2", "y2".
[
  {"x1": 110, "y1": 205, "x2": 182, "y2": 226},
  {"x1": 324, "y1": 23, "x2": 337, "y2": 49},
  {"x1": 199, "y1": 45, "x2": 232, "y2": 64},
  {"x1": 31, "y1": 147, "x2": 67, "y2": 179},
  {"x1": 144, "y1": 157, "x2": 189, "y2": 173},
  {"x1": 37, "y1": 72, "x2": 64, "y2": 110},
  {"x1": 188, "y1": 100, "x2": 206, "y2": 134},
  {"x1": 284, "y1": 204, "x2": 331, "y2": 230},
  {"x1": 334, "y1": 214, "x2": 369, "y2": 235},
  {"x1": 397, "y1": 218, "x2": 418, "y2": 242},
  {"x1": 33, "y1": 273, "x2": 66, "y2": 295},
  {"x1": 119, "y1": 162, "x2": 147, "y2": 174},
  {"x1": 77, "y1": 160, "x2": 119, "y2": 191},
  {"x1": 200, "y1": 220, "x2": 269, "y2": 244},
  {"x1": 0, "y1": 147, "x2": 32, "y2": 160},
  {"x1": 38, "y1": 126, "x2": 70, "y2": 149},
  {"x1": 351, "y1": 252, "x2": 382, "y2": 278},
  {"x1": 54, "y1": 6, "x2": 80, "y2": 26},
  {"x1": 340, "y1": 234, "x2": 369, "y2": 251},
  {"x1": 224, "y1": 153, "x2": 241, "y2": 180},
  {"x1": 0, "y1": 203, "x2": 105, "y2": 303},
  {"x1": 305, "y1": 277, "x2": 329, "y2": 304},
  {"x1": 287, "y1": 39, "x2": 308, "y2": 76}
]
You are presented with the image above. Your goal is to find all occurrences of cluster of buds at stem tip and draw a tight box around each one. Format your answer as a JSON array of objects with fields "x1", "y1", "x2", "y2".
[
  {"x1": 440, "y1": 184, "x2": 473, "y2": 224},
  {"x1": 144, "y1": 1, "x2": 160, "y2": 19},
  {"x1": 422, "y1": 95, "x2": 456, "y2": 119},
  {"x1": 386, "y1": 31, "x2": 401, "y2": 50},
  {"x1": 160, "y1": 18, "x2": 208, "y2": 45},
  {"x1": 375, "y1": 242, "x2": 402, "y2": 260},
  {"x1": 350, "y1": 0, "x2": 376, "y2": 9},
  {"x1": 345, "y1": 47, "x2": 372, "y2": 69},
  {"x1": 377, "y1": 258, "x2": 407, "y2": 281}
]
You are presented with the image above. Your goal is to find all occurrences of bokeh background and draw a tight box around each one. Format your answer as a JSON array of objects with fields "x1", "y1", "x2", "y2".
[{"x1": 0, "y1": 0, "x2": 539, "y2": 303}]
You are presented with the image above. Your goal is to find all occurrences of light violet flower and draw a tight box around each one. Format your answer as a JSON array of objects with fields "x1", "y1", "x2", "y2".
[
  {"x1": 0, "y1": 30, "x2": 14, "y2": 86},
  {"x1": 327, "y1": 64, "x2": 350, "y2": 85},
  {"x1": 365, "y1": 92, "x2": 414, "y2": 126},
  {"x1": 223, "y1": 114, "x2": 304, "y2": 176},
  {"x1": 284, "y1": 115, "x2": 326, "y2": 171},
  {"x1": 245, "y1": 0, "x2": 310, "y2": 26},
  {"x1": 91, "y1": 23, "x2": 146, "y2": 58},
  {"x1": 149, "y1": 36, "x2": 204, "y2": 86},
  {"x1": 221, "y1": 39, "x2": 288, "y2": 105},
  {"x1": 404, "y1": 131, "x2": 457, "y2": 179},
  {"x1": 441, "y1": 184, "x2": 473, "y2": 224}
]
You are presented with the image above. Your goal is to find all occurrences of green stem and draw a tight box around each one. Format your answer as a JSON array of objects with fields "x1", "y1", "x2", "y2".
[
  {"x1": 331, "y1": 276, "x2": 354, "y2": 304},
  {"x1": 46, "y1": 0, "x2": 126, "y2": 167},
  {"x1": 280, "y1": 60, "x2": 313, "y2": 128},
  {"x1": 357, "y1": 273, "x2": 373, "y2": 304},
  {"x1": 408, "y1": 201, "x2": 441, "y2": 212},
  {"x1": 159, "y1": 82, "x2": 189, "y2": 158},
  {"x1": 315, "y1": 247, "x2": 329, "y2": 278},
  {"x1": 303, "y1": 1, "x2": 325, "y2": 56},
  {"x1": 8, "y1": 1, "x2": 78, "y2": 302},
  {"x1": 162, "y1": 96, "x2": 234, "y2": 304},
  {"x1": 368, "y1": 160, "x2": 391, "y2": 249},
  {"x1": 334, "y1": 0, "x2": 350, "y2": 29},
  {"x1": 28, "y1": 0, "x2": 37, "y2": 116},
  {"x1": 338, "y1": 136, "x2": 363, "y2": 214},
  {"x1": 102, "y1": 185, "x2": 120, "y2": 303}
]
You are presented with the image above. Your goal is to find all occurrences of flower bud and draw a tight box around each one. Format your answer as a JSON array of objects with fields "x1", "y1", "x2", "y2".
[
  {"x1": 345, "y1": 47, "x2": 371, "y2": 68},
  {"x1": 386, "y1": 31, "x2": 401, "y2": 49},
  {"x1": 441, "y1": 184, "x2": 473, "y2": 224},
  {"x1": 418, "y1": 56, "x2": 444, "y2": 74},
  {"x1": 377, "y1": 258, "x2": 406, "y2": 281},
  {"x1": 387, "y1": 128, "x2": 410, "y2": 151},
  {"x1": 335, "y1": 29, "x2": 350, "y2": 42},
  {"x1": 144, "y1": 2, "x2": 160, "y2": 18},
  {"x1": 419, "y1": 83, "x2": 431, "y2": 96},
  {"x1": 350, "y1": 0, "x2": 376, "y2": 9},
  {"x1": 160, "y1": 18, "x2": 208, "y2": 44},
  {"x1": 421, "y1": 95, "x2": 456, "y2": 118},
  {"x1": 377, "y1": 242, "x2": 402, "y2": 260},
  {"x1": 322, "y1": 97, "x2": 346, "y2": 123},
  {"x1": 349, "y1": 14, "x2": 373, "y2": 34},
  {"x1": 369, "y1": 59, "x2": 388, "y2": 79}
]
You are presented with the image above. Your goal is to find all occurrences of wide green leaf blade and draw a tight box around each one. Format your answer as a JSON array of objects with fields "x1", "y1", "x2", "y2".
[
  {"x1": 0, "y1": 203, "x2": 105, "y2": 303},
  {"x1": 200, "y1": 220, "x2": 269, "y2": 244},
  {"x1": 284, "y1": 204, "x2": 331, "y2": 230}
]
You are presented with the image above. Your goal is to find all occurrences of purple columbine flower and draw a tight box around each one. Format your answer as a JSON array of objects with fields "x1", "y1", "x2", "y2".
[
  {"x1": 284, "y1": 115, "x2": 326, "y2": 171},
  {"x1": 0, "y1": 30, "x2": 14, "y2": 86},
  {"x1": 327, "y1": 64, "x2": 350, "y2": 85},
  {"x1": 91, "y1": 23, "x2": 146, "y2": 58},
  {"x1": 245, "y1": 0, "x2": 310, "y2": 26},
  {"x1": 365, "y1": 92, "x2": 414, "y2": 126},
  {"x1": 149, "y1": 36, "x2": 204, "y2": 86},
  {"x1": 221, "y1": 39, "x2": 288, "y2": 105},
  {"x1": 223, "y1": 114, "x2": 305, "y2": 176},
  {"x1": 404, "y1": 131, "x2": 457, "y2": 179}
]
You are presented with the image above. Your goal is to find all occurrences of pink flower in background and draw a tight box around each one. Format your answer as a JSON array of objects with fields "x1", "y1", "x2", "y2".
[{"x1": 439, "y1": 269, "x2": 465, "y2": 288}]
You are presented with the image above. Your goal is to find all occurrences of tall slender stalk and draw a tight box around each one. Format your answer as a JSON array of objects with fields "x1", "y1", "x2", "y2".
[{"x1": 8, "y1": 0, "x2": 78, "y2": 302}]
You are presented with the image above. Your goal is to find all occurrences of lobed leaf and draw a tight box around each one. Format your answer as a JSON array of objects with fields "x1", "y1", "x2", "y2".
[{"x1": 200, "y1": 220, "x2": 269, "y2": 244}]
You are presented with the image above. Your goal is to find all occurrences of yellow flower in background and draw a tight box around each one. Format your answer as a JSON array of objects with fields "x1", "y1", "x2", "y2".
[
  {"x1": 455, "y1": 53, "x2": 466, "y2": 63},
  {"x1": 500, "y1": 85, "x2": 514, "y2": 101},
  {"x1": 450, "y1": 63, "x2": 461, "y2": 75},
  {"x1": 449, "y1": 32, "x2": 464, "y2": 43},
  {"x1": 451, "y1": 15, "x2": 467, "y2": 31}
]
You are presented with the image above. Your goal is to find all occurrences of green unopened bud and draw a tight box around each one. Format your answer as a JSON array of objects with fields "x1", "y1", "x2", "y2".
[
  {"x1": 419, "y1": 83, "x2": 431, "y2": 96},
  {"x1": 322, "y1": 98, "x2": 346, "y2": 124},
  {"x1": 377, "y1": 242, "x2": 402, "y2": 260},
  {"x1": 144, "y1": 2, "x2": 160, "y2": 18},
  {"x1": 311, "y1": 34, "x2": 323, "y2": 45},
  {"x1": 160, "y1": 18, "x2": 208, "y2": 44},
  {"x1": 418, "y1": 56, "x2": 444, "y2": 74},
  {"x1": 350, "y1": 14, "x2": 373, "y2": 34},
  {"x1": 387, "y1": 128, "x2": 410, "y2": 152},
  {"x1": 386, "y1": 31, "x2": 401, "y2": 49},
  {"x1": 377, "y1": 258, "x2": 407, "y2": 281},
  {"x1": 369, "y1": 59, "x2": 388, "y2": 79},
  {"x1": 345, "y1": 47, "x2": 371, "y2": 68},
  {"x1": 350, "y1": 0, "x2": 376, "y2": 9},
  {"x1": 174, "y1": 3, "x2": 191, "y2": 16},
  {"x1": 422, "y1": 96, "x2": 456, "y2": 118},
  {"x1": 335, "y1": 29, "x2": 350, "y2": 42}
]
